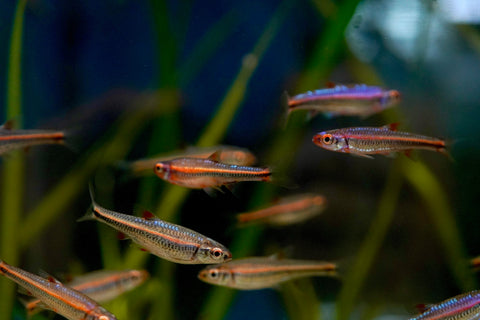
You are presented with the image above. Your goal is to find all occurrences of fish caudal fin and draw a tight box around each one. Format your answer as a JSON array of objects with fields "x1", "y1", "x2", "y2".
[
  {"x1": 77, "y1": 204, "x2": 96, "y2": 222},
  {"x1": 280, "y1": 91, "x2": 292, "y2": 128}
]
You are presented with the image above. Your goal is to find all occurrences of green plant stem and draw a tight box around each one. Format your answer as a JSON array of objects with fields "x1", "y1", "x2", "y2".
[
  {"x1": 19, "y1": 100, "x2": 174, "y2": 250},
  {"x1": 401, "y1": 159, "x2": 475, "y2": 291},
  {"x1": 336, "y1": 162, "x2": 403, "y2": 320},
  {"x1": 0, "y1": 1, "x2": 27, "y2": 319}
]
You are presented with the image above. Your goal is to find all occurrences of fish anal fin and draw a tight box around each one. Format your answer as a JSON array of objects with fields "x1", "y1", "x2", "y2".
[
  {"x1": 117, "y1": 232, "x2": 127, "y2": 240},
  {"x1": 203, "y1": 186, "x2": 222, "y2": 197},
  {"x1": 306, "y1": 110, "x2": 319, "y2": 121},
  {"x1": 207, "y1": 151, "x2": 222, "y2": 162}
]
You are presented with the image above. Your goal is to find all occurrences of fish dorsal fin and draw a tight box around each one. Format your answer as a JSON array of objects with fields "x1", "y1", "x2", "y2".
[
  {"x1": 325, "y1": 81, "x2": 336, "y2": 88},
  {"x1": 382, "y1": 123, "x2": 400, "y2": 131},
  {"x1": 415, "y1": 303, "x2": 432, "y2": 314},
  {"x1": 142, "y1": 210, "x2": 156, "y2": 220},
  {"x1": 1, "y1": 120, "x2": 14, "y2": 130},
  {"x1": 207, "y1": 151, "x2": 222, "y2": 162},
  {"x1": 39, "y1": 270, "x2": 62, "y2": 284}
]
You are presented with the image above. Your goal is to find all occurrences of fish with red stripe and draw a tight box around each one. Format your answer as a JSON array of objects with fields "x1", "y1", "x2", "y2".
[
  {"x1": 24, "y1": 269, "x2": 149, "y2": 316},
  {"x1": 236, "y1": 193, "x2": 327, "y2": 227},
  {"x1": 283, "y1": 84, "x2": 400, "y2": 121},
  {"x1": 312, "y1": 123, "x2": 447, "y2": 159},
  {"x1": 0, "y1": 120, "x2": 66, "y2": 155},
  {"x1": 0, "y1": 259, "x2": 117, "y2": 320},
  {"x1": 79, "y1": 188, "x2": 232, "y2": 264},
  {"x1": 198, "y1": 256, "x2": 337, "y2": 290},
  {"x1": 409, "y1": 290, "x2": 480, "y2": 320},
  {"x1": 154, "y1": 151, "x2": 272, "y2": 191}
]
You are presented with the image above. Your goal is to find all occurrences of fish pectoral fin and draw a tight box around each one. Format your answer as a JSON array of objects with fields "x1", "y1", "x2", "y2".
[
  {"x1": 350, "y1": 152, "x2": 374, "y2": 159},
  {"x1": 17, "y1": 286, "x2": 34, "y2": 297}
]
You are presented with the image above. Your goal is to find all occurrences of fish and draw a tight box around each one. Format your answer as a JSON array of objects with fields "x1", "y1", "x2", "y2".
[
  {"x1": 0, "y1": 259, "x2": 117, "y2": 320},
  {"x1": 24, "y1": 269, "x2": 149, "y2": 316},
  {"x1": 312, "y1": 123, "x2": 447, "y2": 159},
  {"x1": 409, "y1": 290, "x2": 480, "y2": 320},
  {"x1": 126, "y1": 146, "x2": 257, "y2": 176},
  {"x1": 198, "y1": 256, "x2": 337, "y2": 290},
  {"x1": 80, "y1": 189, "x2": 232, "y2": 264},
  {"x1": 153, "y1": 151, "x2": 272, "y2": 190},
  {"x1": 283, "y1": 84, "x2": 400, "y2": 121},
  {"x1": 0, "y1": 120, "x2": 66, "y2": 155},
  {"x1": 236, "y1": 193, "x2": 327, "y2": 227}
]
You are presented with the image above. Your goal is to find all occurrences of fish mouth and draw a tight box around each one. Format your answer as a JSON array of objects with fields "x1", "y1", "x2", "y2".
[{"x1": 223, "y1": 252, "x2": 233, "y2": 262}]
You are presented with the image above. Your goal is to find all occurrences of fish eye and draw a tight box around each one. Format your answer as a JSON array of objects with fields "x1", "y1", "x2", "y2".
[
  {"x1": 211, "y1": 248, "x2": 223, "y2": 259},
  {"x1": 210, "y1": 270, "x2": 219, "y2": 279},
  {"x1": 322, "y1": 134, "x2": 334, "y2": 145},
  {"x1": 99, "y1": 316, "x2": 109, "y2": 320},
  {"x1": 155, "y1": 164, "x2": 163, "y2": 172}
]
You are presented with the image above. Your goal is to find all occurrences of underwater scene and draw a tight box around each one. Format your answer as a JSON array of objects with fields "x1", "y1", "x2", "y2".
[{"x1": 1, "y1": 0, "x2": 480, "y2": 319}]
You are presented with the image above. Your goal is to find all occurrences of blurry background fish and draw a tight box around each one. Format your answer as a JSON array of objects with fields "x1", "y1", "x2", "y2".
[{"x1": 1, "y1": 0, "x2": 480, "y2": 320}]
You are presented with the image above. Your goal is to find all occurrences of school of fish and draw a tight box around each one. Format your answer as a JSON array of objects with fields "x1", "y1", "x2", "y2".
[{"x1": 0, "y1": 82, "x2": 469, "y2": 320}]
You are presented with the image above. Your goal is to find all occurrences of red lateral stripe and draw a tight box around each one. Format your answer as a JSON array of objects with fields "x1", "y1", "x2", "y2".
[
  {"x1": 346, "y1": 135, "x2": 445, "y2": 146},
  {"x1": 94, "y1": 206, "x2": 201, "y2": 248},
  {"x1": 0, "y1": 132, "x2": 64, "y2": 141},
  {"x1": 230, "y1": 263, "x2": 336, "y2": 275},
  {"x1": 170, "y1": 165, "x2": 270, "y2": 176}
]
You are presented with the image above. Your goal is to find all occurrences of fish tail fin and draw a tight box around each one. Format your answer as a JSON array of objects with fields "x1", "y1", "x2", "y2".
[
  {"x1": 264, "y1": 167, "x2": 297, "y2": 190},
  {"x1": 77, "y1": 183, "x2": 97, "y2": 222},
  {"x1": 280, "y1": 91, "x2": 292, "y2": 128},
  {"x1": 77, "y1": 204, "x2": 96, "y2": 222}
]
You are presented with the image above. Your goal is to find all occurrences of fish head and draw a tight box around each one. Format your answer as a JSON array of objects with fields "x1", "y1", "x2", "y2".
[
  {"x1": 381, "y1": 90, "x2": 401, "y2": 107},
  {"x1": 87, "y1": 308, "x2": 117, "y2": 320},
  {"x1": 197, "y1": 265, "x2": 232, "y2": 287},
  {"x1": 124, "y1": 270, "x2": 149, "y2": 288},
  {"x1": 154, "y1": 162, "x2": 171, "y2": 180},
  {"x1": 313, "y1": 131, "x2": 346, "y2": 152},
  {"x1": 197, "y1": 240, "x2": 232, "y2": 264}
]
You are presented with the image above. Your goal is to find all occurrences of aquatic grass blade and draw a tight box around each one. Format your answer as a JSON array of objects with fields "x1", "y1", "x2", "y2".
[
  {"x1": 336, "y1": 161, "x2": 403, "y2": 320},
  {"x1": 0, "y1": 1, "x2": 27, "y2": 319},
  {"x1": 401, "y1": 159, "x2": 475, "y2": 291}
]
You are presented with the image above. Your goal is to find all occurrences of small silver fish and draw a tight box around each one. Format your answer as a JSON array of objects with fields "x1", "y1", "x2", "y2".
[
  {"x1": 25, "y1": 269, "x2": 149, "y2": 316},
  {"x1": 236, "y1": 194, "x2": 327, "y2": 227},
  {"x1": 198, "y1": 256, "x2": 337, "y2": 290},
  {"x1": 0, "y1": 120, "x2": 65, "y2": 155},
  {"x1": 80, "y1": 189, "x2": 232, "y2": 264},
  {"x1": 0, "y1": 260, "x2": 117, "y2": 320},
  {"x1": 409, "y1": 290, "x2": 480, "y2": 320}
]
